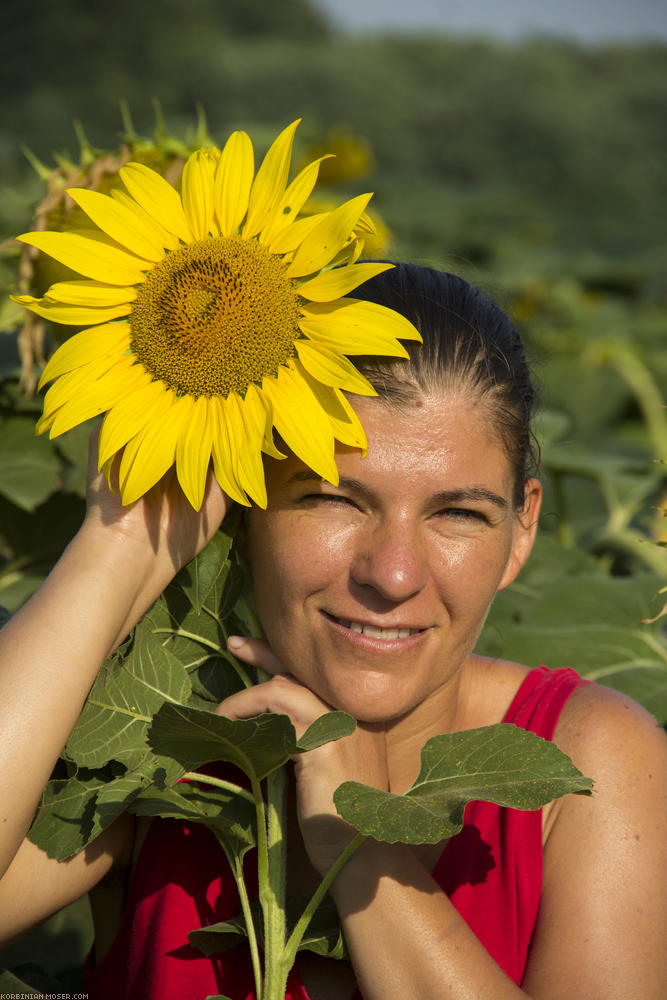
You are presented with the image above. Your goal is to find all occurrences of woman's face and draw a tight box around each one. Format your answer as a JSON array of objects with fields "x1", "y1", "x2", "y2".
[{"x1": 245, "y1": 391, "x2": 541, "y2": 723}]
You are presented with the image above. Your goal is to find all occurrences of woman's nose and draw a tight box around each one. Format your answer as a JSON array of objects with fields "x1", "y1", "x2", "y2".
[{"x1": 349, "y1": 520, "x2": 429, "y2": 604}]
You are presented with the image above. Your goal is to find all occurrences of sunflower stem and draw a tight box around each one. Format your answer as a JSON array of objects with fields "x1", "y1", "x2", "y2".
[
  {"x1": 276, "y1": 833, "x2": 366, "y2": 997},
  {"x1": 253, "y1": 663, "x2": 289, "y2": 999},
  {"x1": 225, "y1": 847, "x2": 263, "y2": 1000}
]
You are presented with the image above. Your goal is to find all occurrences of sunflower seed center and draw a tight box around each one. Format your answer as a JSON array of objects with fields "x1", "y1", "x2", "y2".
[{"x1": 130, "y1": 236, "x2": 301, "y2": 397}]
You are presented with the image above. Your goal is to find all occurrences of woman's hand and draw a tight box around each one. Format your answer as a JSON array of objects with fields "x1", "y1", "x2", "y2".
[
  {"x1": 83, "y1": 429, "x2": 230, "y2": 588},
  {"x1": 217, "y1": 636, "x2": 389, "y2": 875}
]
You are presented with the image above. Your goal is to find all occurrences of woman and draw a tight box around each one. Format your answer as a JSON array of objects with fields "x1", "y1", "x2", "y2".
[{"x1": 0, "y1": 264, "x2": 664, "y2": 999}]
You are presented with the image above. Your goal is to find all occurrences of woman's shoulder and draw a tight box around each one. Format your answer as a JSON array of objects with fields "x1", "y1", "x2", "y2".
[
  {"x1": 553, "y1": 678, "x2": 666, "y2": 771},
  {"x1": 543, "y1": 680, "x2": 666, "y2": 849}
]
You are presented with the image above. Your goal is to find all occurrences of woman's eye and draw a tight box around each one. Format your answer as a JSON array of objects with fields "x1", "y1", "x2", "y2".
[
  {"x1": 439, "y1": 507, "x2": 488, "y2": 523},
  {"x1": 302, "y1": 493, "x2": 356, "y2": 508}
]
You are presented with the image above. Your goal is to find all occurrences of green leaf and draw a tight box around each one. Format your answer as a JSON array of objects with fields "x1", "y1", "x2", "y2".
[
  {"x1": 147, "y1": 704, "x2": 299, "y2": 781},
  {"x1": 129, "y1": 781, "x2": 256, "y2": 858},
  {"x1": 148, "y1": 704, "x2": 358, "y2": 782},
  {"x1": 297, "y1": 712, "x2": 356, "y2": 751},
  {"x1": 478, "y1": 538, "x2": 667, "y2": 723},
  {"x1": 173, "y1": 514, "x2": 240, "y2": 613},
  {"x1": 190, "y1": 916, "x2": 251, "y2": 956},
  {"x1": 0, "y1": 969, "x2": 42, "y2": 994},
  {"x1": 190, "y1": 898, "x2": 348, "y2": 963},
  {"x1": 65, "y1": 624, "x2": 192, "y2": 771},
  {"x1": 334, "y1": 724, "x2": 593, "y2": 845},
  {"x1": 0, "y1": 416, "x2": 61, "y2": 511},
  {"x1": 28, "y1": 769, "x2": 111, "y2": 859},
  {"x1": 292, "y1": 896, "x2": 347, "y2": 960}
]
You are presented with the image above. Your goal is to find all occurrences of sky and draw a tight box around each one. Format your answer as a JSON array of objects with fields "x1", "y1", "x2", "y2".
[{"x1": 311, "y1": 0, "x2": 667, "y2": 42}]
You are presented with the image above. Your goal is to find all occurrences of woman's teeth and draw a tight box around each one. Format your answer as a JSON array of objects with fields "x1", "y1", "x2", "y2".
[{"x1": 336, "y1": 618, "x2": 420, "y2": 639}]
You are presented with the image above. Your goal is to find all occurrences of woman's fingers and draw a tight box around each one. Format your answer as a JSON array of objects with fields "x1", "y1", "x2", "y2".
[
  {"x1": 215, "y1": 672, "x2": 330, "y2": 735},
  {"x1": 227, "y1": 635, "x2": 287, "y2": 676}
]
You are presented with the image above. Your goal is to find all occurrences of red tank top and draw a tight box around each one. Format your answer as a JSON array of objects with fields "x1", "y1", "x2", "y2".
[{"x1": 84, "y1": 666, "x2": 588, "y2": 998}]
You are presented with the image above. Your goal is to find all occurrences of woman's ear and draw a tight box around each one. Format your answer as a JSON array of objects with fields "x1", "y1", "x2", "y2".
[{"x1": 498, "y1": 478, "x2": 542, "y2": 591}]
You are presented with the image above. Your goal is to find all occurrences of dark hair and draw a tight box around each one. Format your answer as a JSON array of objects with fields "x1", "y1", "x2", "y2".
[{"x1": 351, "y1": 263, "x2": 539, "y2": 509}]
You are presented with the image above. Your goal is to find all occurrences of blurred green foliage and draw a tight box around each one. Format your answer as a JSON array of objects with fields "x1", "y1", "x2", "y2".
[{"x1": 0, "y1": 2, "x2": 665, "y2": 987}]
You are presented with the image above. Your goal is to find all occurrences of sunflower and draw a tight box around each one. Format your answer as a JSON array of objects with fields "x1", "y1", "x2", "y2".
[{"x1": 12, "y1": 120, "x2": 420, "y2": 510}]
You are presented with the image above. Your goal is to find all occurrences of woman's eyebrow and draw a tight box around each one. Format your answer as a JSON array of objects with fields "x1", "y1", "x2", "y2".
[
  {"x1": 432, "y1": 487, "x2": 509, "y2": 510},
  {"x1": 286, "y1": 471, "x2": 371, "y2": 495}
]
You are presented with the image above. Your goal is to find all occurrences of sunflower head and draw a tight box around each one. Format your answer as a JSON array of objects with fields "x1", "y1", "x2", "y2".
[
  {"x1": 13, "y1": 119, "x2": 421, "y2": 511},
  {"x1": 13, "y1": 106, "x2": 212, "y2": 393}
]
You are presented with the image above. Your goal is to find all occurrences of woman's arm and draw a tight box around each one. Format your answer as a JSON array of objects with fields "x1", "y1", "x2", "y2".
[
  {"x1": 0, "y1": 445, "x2": 229, "y2": 890},
  {"x1": 522, "y1": 682, "x2": 667, "y2": 1000}
]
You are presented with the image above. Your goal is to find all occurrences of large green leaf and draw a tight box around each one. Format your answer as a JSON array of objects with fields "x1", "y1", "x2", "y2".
[
  {"x1": 148, "y1": 704, "x2": 355, "y2": 782},
  {"x1": 479, "y1": 538, "x2": 667, "y2": 722},
  {"x1": 334, "y1": 724, "x2": 592, "y2": 844},
  {"x1": 129, "y1": 781, "x2": 256, "y2": 858},
  {"x1": 28, "y1": 771, "x2": 110, "y2": 859},
  {"x1": 172, "y1": 517, "x2": 240, "y2": 614},
  {"x1": 65, "y1": 623, "x2": 192, "y2": 771}
]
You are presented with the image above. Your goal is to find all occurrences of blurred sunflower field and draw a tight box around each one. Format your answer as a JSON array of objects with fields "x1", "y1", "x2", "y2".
[{"x1": 0, "y1": 0, "x2": 665, "y2": 987}]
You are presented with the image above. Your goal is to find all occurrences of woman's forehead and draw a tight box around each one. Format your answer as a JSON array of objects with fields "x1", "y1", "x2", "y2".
[{"x1": 266, "y1": 391, "x2": 513, "y2": 496}]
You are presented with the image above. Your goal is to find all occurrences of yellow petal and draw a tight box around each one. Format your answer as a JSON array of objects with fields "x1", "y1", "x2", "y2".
[
  {"x1": 245, "y1": 382, "x2": 284, "y2": 460},
  {"x1": 111, "y1": 189, "x2": 180, "y2": 252},
  {"x1": 268, "y1": 212, "x2": 327, "y2": 256},
  {"x1": 209, "y1": 396, "x2": 251, "y2": 506},
  {"x1": 39, "y1": 353, "x2": 136, "y2": 431},
  {"x1": 299, "y1": 299, "x2": 421, "y2": 355},
  {"x1": 97, "y1": 379, "x2": 169, "y2": 468},
  {"x1": 182, "y1": 150, "x2": 216, "y2": 241},
  {"x1": 119, "y1": 162, "x2": 192, "y2": 244},
  {"x1": 119, "y1": 393, "x2": 194, "y2": 505},
  {"x1": 229, "y1": 393, "x2": 267, "y2": 509},
  {"x1": 45, "y1": 280, "x2": 137, "y2": 307},
  {"x1": 48, "y1": 362, "x2": 149, "y2": 438},
  {"x1": 285, "y1": 193, "x2": 373, "y2": 279},
  {"x1": 294, "y1": 340, "x2": 377, "y2": 396},
  {"x1": 12, "y1": 293, "x2": 131, "y2": 327},
  {"x1": 215, "y1": 130, "x2": 254, "y2": 237},
  {"x1": 355, "y1": 212, "x2": 377, "y2": 236},
  {"x1": 298, "y1": 261, "x2": 394, "y2": 302},
  {"x1": 260, "y1": 156, "x2": 331, "y2": 246},
  {"x1": 243, "y1": 119, "x2": 301, "y2": 239},
  {"x1": 263, "y1": 363, "x2": 338, "y2": 484},
  {"x1": 17, "y1": 231, "x2": 147, "y2": 285},
  {"x1": 329, "y1": 388, "x2": 368, "y2": 453},
  {"x1": 175, "y1": 395, "x2": 214, "y2": 510},
  {"x1": 66, "y1": 188, "x2": 164, "y2": 261},
  {"x1": 38, "y1": 323, "x2": 131, "y2": 389}
]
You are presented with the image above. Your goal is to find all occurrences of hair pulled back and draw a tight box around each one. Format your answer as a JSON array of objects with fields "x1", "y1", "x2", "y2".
[{"x1": 352, "y1": 263, "x2": 538, "y2": 508}]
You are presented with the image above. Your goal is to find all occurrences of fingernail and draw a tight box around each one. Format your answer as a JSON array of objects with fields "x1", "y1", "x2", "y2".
[{"x1": 227, "y1": 635, "x2": 244, "y2": 650}]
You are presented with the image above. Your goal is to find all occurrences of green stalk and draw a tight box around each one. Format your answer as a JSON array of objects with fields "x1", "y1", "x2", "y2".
[
  {"x1": 262, "y1": 766, "x2": 289, "y2": 1000},
  {"x1": 550, "y1": 470, "x2": 576, "y2": 548},
  {"x1": 279, "y1": 833, "x2": 366, "y2": 983},
  {"x1": 227, "y1": 849, "x2": 263, "y2": 1000},
  {"x1": 607, "y1": 344, "x2": 667, "y2": 459},
  {"x1": 252, "y1": 659, "x2": 289, "y2": 1000},
  {"x1": 182, "y1": 771, "x2": 255, "y2": 805}
]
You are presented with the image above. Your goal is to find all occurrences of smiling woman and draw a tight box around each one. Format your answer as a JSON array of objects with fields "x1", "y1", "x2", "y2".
[{"x1": 0, "y1": 263, "x2": 665, "y2": 1000}]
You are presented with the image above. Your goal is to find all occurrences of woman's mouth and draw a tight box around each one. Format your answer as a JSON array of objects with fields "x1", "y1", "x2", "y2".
[{"x1": 325, "y1": 612, "x2": 425, "y2": 641}]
